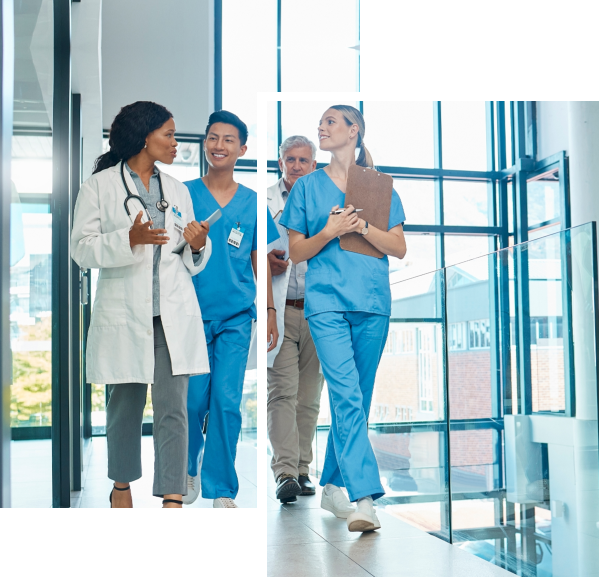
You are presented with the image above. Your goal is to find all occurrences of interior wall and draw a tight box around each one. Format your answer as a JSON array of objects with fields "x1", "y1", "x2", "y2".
[
  {"x1": 536, "y1": 100, "x2": 599, "y2": 229},
  {"x1": 101, "y1": 0, "x2": 215, "y2": 136},
  {"x1": 536, "y1": 101, "x2": 569, "y2": 160},
  {"x1": 72, "y1": 0, "x2": 103, "y2": 180}
]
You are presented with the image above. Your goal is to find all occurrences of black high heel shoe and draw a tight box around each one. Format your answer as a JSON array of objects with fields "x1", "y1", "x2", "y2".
[{"x1": 109, "y1": 484, "x2": 131, "y2": 508}]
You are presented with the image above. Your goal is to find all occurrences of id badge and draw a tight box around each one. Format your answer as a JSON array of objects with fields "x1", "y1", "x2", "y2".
[
  {"x1": 172, "y1": 205, "x2": 185, "y2": 236},
  {"x1": 228, "y1": 224, "x2": 244, "y2": 248}
]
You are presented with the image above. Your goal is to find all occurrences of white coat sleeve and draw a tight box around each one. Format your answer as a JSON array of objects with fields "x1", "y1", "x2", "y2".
[
  {"x1": 180, "y1": 188, "x2": 212, "y2": 276},
  {"x1": 71, "y1": 181, "x2": 145, "y2": 269}
]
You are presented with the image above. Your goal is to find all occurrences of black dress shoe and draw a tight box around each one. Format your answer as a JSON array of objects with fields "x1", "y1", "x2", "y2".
[
  {"x1": 298, "y1": 474, "x2": 316, "y2": 496},
  {"x1": 276, "y1": 474, "x2": 302, "y2": 503}
]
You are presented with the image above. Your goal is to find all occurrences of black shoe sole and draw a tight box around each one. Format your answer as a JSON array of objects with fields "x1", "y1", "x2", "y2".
[
  {"x1": 299, "y1": 487, "x2": 316, "y2": 496},
  {"x1": 280, "y1": 495, "x2": 297, "y2": 504},
  {"x1": 276, "y1": 480, "x2": 302, "y2": 502}
]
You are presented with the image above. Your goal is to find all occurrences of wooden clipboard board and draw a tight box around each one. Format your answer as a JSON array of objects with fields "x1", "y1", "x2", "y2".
[{"x1": 340, "y1": 165, "x2": 393, "y2": 258}]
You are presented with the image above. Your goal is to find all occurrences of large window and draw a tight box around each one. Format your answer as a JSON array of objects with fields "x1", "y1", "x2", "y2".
[
  {"x1": 9, "y1": 0, "x2": 55, "y2": 507},
  {"x1": 300, "y1": 101, "x2": 579, "y2": 576}
]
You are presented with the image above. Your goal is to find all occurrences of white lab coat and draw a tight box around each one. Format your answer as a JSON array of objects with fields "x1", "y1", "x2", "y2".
[
  {"x1": 71, "y1": 162, "x2": 212, "y2": 385},
  {"x1": 266, "y1": 179, "x2": 308, "y2": 367}
]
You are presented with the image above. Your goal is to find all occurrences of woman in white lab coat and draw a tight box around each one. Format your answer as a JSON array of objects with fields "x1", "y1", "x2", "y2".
[{"x1": 71, "y1": 101, "x2": 212, "y2": 508}]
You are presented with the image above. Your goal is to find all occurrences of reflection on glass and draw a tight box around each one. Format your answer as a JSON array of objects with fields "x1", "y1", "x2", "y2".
[
  {"x1": 389, "y1": 234, "x2": 437, "y2": 285},
  {"x1": 444, "y1": 235, "x2": 494, "y2": 269},
  {"x1": 524, "y1": 231, "x2": 565, "y2": 413},
  {"x1": 441, "y1": 101, "x2": 488, "y2": 171},
  {"x1": 449, "y1": 224, "x2": 598, "y2": 577},
  {"x1": 443, "y1": 180, "x2": 491, "y2": 227},
  {"x1": 527, "y1": 174, "x2": 560, "y2": 226},
  {"x1": 394, "y1": 179, "x2": 435, "y2": 225},
  {"x1": 281, "y1": 0, "x2": 359, "y2": 92},
  {"x1": 364, "y1": 102, "x2": 434, "y2": 168},
  {"x1": 311, "y1": 223, "x2": 598, "y2": 575}
]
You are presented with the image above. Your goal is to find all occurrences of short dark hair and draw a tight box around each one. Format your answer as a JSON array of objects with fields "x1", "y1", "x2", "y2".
[{"x1": 205, "y1": 110, "x2": 248, "y2": 145}]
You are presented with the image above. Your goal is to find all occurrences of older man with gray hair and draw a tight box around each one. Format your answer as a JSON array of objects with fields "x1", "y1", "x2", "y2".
[{"x1": 267, "y1": 135, "x2": 324, "y2": 504}]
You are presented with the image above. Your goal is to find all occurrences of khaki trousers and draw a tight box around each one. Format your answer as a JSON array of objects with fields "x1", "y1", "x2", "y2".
[{"x1": 267, "y1": 306, "x2": 324, "y2": 481}]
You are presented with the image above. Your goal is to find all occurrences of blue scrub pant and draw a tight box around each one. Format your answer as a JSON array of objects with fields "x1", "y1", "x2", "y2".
[
  {"x1": 307, "y1": 311, "x2": 389, "y2": 502},
  {"x1": 187, "y1": 312, "x2": 252, "y2": 499}
]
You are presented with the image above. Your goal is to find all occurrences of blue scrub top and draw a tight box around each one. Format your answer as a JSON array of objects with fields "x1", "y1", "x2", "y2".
[
  {"x1": 267, "y1": 207, "x2": 280, "y2": 244},
  {"x1": 280, "y1": 169, "x2": 405, "y2": 319},
  {"x1": 185, "y1": 179, "x2": 257, "y2": 321}
]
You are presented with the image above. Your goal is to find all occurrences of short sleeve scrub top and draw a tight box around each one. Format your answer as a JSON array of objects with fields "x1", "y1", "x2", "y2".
[{"x1": 280, "y1": 169, "x2": 406, "y2": 502}]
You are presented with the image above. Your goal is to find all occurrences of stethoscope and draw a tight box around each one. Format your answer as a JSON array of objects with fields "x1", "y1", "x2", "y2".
[{"x1": 121, "y1": 160, "x2": 169, "y2": 221}]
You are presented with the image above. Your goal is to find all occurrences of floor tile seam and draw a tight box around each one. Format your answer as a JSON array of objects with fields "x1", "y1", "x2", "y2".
[
  {"x1": 326, "y1": 533, "x2": 437, "y2": 546},
  {"x1": 323, "y1": 540, "x2": 376, "y2": 577},
  {"x1": 266, "y1": 542, "x2": 375, "y2": 576}
]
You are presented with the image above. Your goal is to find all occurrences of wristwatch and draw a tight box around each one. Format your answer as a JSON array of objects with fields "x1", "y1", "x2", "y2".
[{"x1": 361, "y1": 220, "x2": 369, "y2": 235}]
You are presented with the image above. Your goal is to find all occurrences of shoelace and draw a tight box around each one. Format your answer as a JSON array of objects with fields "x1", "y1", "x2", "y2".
[
  {"x1": 187, "y1": 475, "x2": 195, "y2": 491},
  {"x1": 218, "y1": 497, "x2": 237, "y2": 508}
]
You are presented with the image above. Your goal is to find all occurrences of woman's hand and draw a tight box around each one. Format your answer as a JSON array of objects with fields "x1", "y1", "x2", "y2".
[
  {"x1": 267, "y1": 308, "x2": 279, "y2": 352},
  {"x1": 184, "y1": 220, "x2": 209, "y2": 252},
  {"x1": 322, "y1": 205, "x2": 361, "y2": 240},
  {"x1": 129, "y1": 210, "x2": 170, "y2": 247}
]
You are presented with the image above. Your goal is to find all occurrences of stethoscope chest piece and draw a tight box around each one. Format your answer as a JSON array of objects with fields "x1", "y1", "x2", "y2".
[{"x1": 156, "y1": 199, "x2": 169, "y2": 212}]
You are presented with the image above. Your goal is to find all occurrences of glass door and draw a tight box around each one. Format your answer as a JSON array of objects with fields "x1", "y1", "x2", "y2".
[{"x1": 9, "y1": 0, "x2": 54, "y2": 507}]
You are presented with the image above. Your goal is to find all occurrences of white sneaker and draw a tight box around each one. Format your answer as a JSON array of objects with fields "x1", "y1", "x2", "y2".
[
  {"x1": 213, "y1": 497, "x2": 238, "y2": 508},
  {"x1": 347, "y1": 496, "x2": 381, "y2": 532},
  {"x1": 183, "y1": 460, "x2": 202, "y2": 505},
  {"x1": 320, "y1": 484, "x2": 356, "y2": 519}
]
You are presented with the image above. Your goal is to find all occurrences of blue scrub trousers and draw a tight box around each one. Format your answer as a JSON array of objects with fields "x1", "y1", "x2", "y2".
[
  {"x1": 307, "y1": 311, "x2": 389, "y2": 502},
  {"x1": 187, "y1": 312, "x2": 252, "y2": 499}
]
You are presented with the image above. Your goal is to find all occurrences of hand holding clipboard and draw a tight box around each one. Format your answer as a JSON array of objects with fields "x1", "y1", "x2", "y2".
[{"x1": 340, "y1": 165, "x2": 393, "y2": 258}]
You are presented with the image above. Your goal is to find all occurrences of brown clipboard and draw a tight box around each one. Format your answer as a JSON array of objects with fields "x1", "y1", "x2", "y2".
[{"x1": 340, "y1": 164, "x2": 393, "y2": 258}]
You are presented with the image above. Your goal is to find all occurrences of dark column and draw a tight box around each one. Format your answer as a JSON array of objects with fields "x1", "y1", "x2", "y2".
[{"x1": 51, "y1": 0, "x2": 72, "y2": 508}]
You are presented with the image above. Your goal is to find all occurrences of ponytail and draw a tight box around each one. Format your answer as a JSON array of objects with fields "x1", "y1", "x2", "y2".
[
  {"x1": 92, "y1": 150, "x2": 121, "y2": 174},
  {"x1": 356, "y1": 142, "x2": 374, "y2": 168},
  {"x1": 330, "y1": 104, "x2": 374, "y2": 168}
]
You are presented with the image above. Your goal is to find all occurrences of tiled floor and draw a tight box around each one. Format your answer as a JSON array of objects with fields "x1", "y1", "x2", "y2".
[
  {"x1": 10, "y1": 437, "x2": 257, "y2": 508},
  {"x1": 266, "y1": 458, "x2": 516, "y2": 578}
]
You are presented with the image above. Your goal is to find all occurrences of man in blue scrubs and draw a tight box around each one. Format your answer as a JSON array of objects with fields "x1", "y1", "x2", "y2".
[{"x1": 183, "y1": 110, "x2": 257, "y2": 508}]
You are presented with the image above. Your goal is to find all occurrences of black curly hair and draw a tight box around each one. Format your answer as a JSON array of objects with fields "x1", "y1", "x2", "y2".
[{"x1": 92, "y1": 101, "x2": 173, "y2": 174}]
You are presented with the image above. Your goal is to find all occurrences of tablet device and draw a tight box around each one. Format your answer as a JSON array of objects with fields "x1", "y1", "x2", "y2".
[{"x1": 172, "y1": 209, "x2": 222, "y2": 254}]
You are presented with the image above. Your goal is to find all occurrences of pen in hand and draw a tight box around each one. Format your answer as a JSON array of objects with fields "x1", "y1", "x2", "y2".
[{"x1": 330, "y1": 208, "x2": 363, "y2": 215}]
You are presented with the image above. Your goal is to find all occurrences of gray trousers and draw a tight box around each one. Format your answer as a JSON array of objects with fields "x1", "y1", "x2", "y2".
[
  {"x1": 106, "y1": 316, "x2": 189, "y2": 497},
  {"x1": 267, "y1": 306, "x2": 324, "y2": 481}
]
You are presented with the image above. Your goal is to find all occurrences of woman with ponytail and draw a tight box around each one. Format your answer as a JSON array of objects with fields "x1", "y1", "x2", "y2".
[
  {"x1": 280, "y1": 105, "x2": 406, "y2": 532},
  {"x1": 71, "y1": 101, "x2": 213, "y2": 508}
]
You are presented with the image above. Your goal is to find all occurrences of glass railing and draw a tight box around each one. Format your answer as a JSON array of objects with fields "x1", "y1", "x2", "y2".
[{"x1": 311, "y1": 222, "x2": 598, "y2": 577}]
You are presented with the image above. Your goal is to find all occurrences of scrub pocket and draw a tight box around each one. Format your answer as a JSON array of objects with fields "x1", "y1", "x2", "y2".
[
  {"x1": 365, "y1": 313, "x2": 390, "y2": 341},
  {"x1": 91, "y1": 278, "x2": 127, "y2": 327}
]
